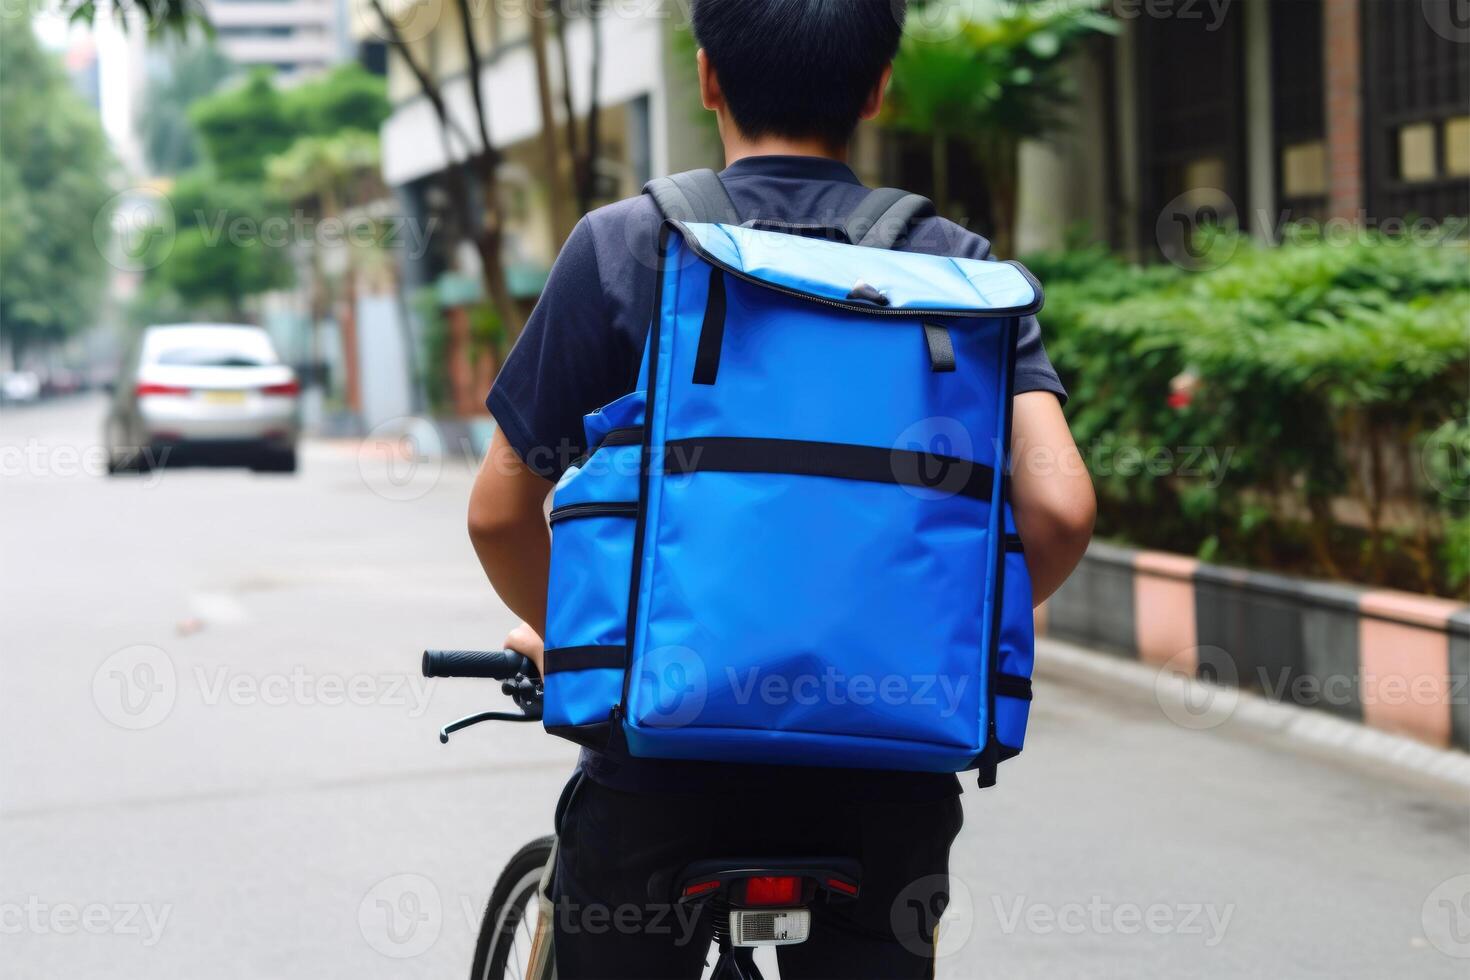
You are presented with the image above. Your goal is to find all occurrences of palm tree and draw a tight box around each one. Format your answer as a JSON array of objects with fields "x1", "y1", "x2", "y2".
[
  {"x1": 884, "y1": 0, "x2": 1116, "y2": 255},
  {"x1": 267, "y1": 132, "x2": 381, "y2": 413}
]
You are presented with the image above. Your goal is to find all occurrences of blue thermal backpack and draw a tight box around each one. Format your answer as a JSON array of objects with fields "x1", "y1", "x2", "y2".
[{"x1": 540, "y1": 171, "x2": 1042, "y2": 786}]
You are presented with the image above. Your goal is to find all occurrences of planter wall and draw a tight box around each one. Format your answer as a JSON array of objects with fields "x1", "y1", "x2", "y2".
[{"x1": 1039, "y1": 544, "x2": 1470, "y2": 751}]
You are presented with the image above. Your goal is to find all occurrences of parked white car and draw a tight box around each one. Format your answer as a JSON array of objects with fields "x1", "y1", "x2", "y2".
[{"x1": 105, "y1": 324, "x2": 299, "y2": 474}]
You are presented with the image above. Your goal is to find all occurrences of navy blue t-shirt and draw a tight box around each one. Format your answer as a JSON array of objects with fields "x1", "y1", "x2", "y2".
[{"x1": 487, "y1": 155, "x2": 1065, "y2": 799}]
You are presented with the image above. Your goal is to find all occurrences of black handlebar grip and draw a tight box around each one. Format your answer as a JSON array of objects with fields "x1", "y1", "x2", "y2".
[{"x1": 422, "y1": 650, "x2": 529, "y2": 680}]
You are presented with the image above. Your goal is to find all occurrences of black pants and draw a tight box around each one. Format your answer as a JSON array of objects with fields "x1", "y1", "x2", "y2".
[{"x1": 551, "y1": 775, "x2": 964, "y2": 979}]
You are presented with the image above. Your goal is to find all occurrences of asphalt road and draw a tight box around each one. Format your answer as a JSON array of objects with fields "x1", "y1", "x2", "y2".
[{"x1": 3, "y1": 395, "x2": 1467, "y2": 979}]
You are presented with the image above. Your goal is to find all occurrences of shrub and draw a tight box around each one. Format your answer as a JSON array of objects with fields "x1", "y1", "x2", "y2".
[{"x1": 1027, "y1": 233, "x2": 1470, "y2": 596}]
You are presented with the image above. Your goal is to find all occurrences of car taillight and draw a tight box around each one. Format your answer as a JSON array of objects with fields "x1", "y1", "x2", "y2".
[
  {"x1": 135, "y1": 382, "x2": 190, "y2": 397},
  {"x1": 743, "y1": 876, "x2": 802, "y2": 907},
  {"x1": 261, "y1": 380, "x2": 300, "y2": 396}
]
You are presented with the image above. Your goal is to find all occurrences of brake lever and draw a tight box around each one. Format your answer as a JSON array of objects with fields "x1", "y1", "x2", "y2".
[{"x1": 439, "y1": 709, "x2": 539, "y2": 744}]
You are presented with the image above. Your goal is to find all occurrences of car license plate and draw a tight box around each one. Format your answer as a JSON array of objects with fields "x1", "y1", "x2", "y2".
[{"x1": 202, "y1": 390, "x2": 247, "y2": 405}]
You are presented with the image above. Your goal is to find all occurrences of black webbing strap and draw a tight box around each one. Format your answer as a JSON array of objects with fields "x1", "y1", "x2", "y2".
[
  {"x1": 543, "y1": 646, "x2": 627, "y2": 675},
  {"x1": 693, "y1": 267, "x2": 727, "y2": 386},
  {"x1": 643, "y1": 169, "x2": 741, "y2": 226},
  {"x1": 923, "y1": 323, "x2": 956, "y2": 372},
  {"x1": 995, "y1": 674, "x2": 1033, "y2": 701},
  {"x1": 662, "y1": 436, "x2": 998, "y2": 501},
  {"x1": 845, "y1": 187, "x2": 937, "y2": 250}
]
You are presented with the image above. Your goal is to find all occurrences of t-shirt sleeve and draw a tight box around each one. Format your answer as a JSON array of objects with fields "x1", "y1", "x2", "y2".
[
  {"x1": 1013, "y1": 313, "x2": 1067, "y2": 406},
  {"x1": 925, "y1": 219, "x2": 1068, "y2": 406},
  {"x1": 485, "y1": 216, "x2": 627, "y2": 479}
]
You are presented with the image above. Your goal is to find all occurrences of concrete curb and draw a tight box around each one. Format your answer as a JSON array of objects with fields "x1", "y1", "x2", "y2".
[{"x1": 1036, "y1": 636, "x2": 1470, "y2": 791}]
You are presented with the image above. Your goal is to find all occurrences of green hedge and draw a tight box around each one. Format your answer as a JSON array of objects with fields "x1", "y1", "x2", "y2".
[{"x1": 1024, "y1": 232, "x2": 1470, "y2": 597}]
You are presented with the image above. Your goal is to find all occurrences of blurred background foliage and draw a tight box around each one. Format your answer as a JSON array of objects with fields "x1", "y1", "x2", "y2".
[
  {"x1": 0, "y1": 19, "x2": 114, "y2": 365},
  {"x1": 1026, "y1": 233, "x2": 1470, "y2": 595}
]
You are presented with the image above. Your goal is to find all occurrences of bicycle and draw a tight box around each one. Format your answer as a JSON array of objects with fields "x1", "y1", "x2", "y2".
[{"x1": 422, "y1": 649, "x2": 865, "y2": 980}]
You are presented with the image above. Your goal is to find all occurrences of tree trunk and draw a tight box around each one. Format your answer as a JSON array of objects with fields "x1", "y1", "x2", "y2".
[
  {"x1": 931, "y1": 131, "x2": 949, "y2": 217},
  {"x1": 529, "y1": 3, "x2": 575, "y2": 246}
]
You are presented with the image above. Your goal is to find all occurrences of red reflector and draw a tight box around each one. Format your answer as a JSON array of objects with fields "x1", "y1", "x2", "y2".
[
  {"x1": 135, "y1": 382, "x2": 190, "y2": 397},
  {"x1": 682, "y1": 880, "x2": 720, "y2": 898},
  {"x1": 826, "y1": 877, "x2": 858, "y2": 896},
  {"x1": 261, "y1": 380, "x2": 300, "y2": 396},
  {"x1": 744, "y1": 876, "x2": 801, "y2": 906}
]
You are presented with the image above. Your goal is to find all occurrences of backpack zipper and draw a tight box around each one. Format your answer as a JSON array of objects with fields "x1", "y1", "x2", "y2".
[{"x1": 548, "y1": 501, "x2": 639, "y2": 526}]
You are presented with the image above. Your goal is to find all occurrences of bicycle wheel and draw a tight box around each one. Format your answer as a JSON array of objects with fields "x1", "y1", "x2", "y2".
[{"x1": 471, "y1": 835, "x2": 556, "y2": 980}]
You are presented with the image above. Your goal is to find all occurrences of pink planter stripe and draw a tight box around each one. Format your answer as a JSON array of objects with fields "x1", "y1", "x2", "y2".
[
  {"x1": 1133, "y1": 552, "x2": 1199, "y2": 672},
  {"x1": 1357, "y1": 591, "x2": 1460, "y2": 747}
]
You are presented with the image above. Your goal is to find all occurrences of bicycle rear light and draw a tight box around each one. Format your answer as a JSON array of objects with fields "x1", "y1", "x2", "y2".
[
  {"x1": 729, "y1": 908, "x2": 810, "y2": 947},
  {"x1": 742, "y1": 875, "x2": 801, "y2": 906}
]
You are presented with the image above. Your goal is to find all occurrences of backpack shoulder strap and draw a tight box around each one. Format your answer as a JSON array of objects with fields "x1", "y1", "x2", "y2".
[
  {"x1": 845, "y1": 187, "x2": 937, "y2": 250},
  {"x1": 642, "y1": 169, "x2": 741, "y2": 225}
]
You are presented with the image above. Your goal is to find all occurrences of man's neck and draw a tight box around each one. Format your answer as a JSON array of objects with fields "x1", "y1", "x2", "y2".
[{"x1": 723, "y1": 135, "x2": 846, "y2": 167}]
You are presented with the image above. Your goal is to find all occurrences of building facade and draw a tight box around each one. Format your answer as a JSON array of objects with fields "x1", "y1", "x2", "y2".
[{"x1": 204, "y1": 0, "x2": 351, "y2": 80}]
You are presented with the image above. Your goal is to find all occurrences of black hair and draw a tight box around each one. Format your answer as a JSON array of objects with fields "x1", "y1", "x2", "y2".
[{"x1": 692, "y1": 0, "x2": 906, "y2": 148}]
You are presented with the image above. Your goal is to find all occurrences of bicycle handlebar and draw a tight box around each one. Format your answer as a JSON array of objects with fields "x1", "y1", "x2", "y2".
[{"x1": 422, "y1": 649, "x2": 532, "y2": 680}]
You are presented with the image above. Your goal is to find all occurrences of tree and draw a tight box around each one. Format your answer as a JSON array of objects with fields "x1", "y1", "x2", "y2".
[
  {"x1": 190, "y1": 69, "x2": 296, "y2": 182},
  {"x1": 150, "y1": 173, "x2": 291, "y2": 319},
  {"x1": 0, "y1": 17, "x2": 114, "y2": 365},
  {"x1": 267, "y1": 132, "x2": 384, "y2": 409},
  {"x1": 367, "y1": 0, "x2": 524, "y2": 344},
  {"x1": 884, "y1": 0, "x2": 1115, "y2": 254},
  {"x1": 280, "y1": 63, "x2": 391, "y2": 138},
  {"x1": 138, "y1": 36, "x2": 234, "y2": 175}
]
